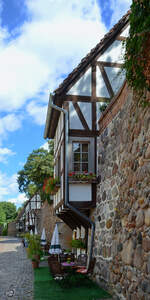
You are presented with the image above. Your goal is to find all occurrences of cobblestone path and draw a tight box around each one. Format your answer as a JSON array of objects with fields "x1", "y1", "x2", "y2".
[{"x1": 0, "y1": 236, "x2": 33, "y2": 300}]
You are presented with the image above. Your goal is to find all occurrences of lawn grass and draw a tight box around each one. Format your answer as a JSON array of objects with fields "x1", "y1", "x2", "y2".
[{"x1": 34, "y1": 267, "x2": 111, "y2": 300}]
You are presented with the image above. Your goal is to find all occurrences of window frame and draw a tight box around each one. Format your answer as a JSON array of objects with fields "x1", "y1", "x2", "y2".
[{"x1": 72, "y1": 141, "x2": 90, "y2": 173}]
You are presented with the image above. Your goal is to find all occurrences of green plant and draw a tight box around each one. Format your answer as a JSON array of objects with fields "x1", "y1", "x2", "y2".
[
  {"x1": 27, "y1": 235, "x2": 43, "y2": 261},
  {"x1": 99, "y1": 103, "x2": 108, "y2": 113},
  {"x1": 71, "y1": 239, "x2": 86, "y2": 249},
  {"x1": 68, "y1": 172, "x2": 96, "y2": 181},
  {"x1": 43, "y1": 177, "x2": 60, "y2": 194},
  {"x1": 124, "y1": 0, "x2": 150, "y2": 102},
  {"x1": 2, "y1": 226, "x2": 7, "y2": 236}
]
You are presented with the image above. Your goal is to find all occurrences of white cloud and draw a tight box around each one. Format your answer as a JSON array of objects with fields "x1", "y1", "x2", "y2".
[
  {"x1": 9, "y1": 193, "x2": 27, "y2": 207},
  {"x1": 0, "y1": 172, "x2": 19, "y2": 200},
  {"x1": 0, "y1": 0, "x2": 106, "y2": 119},
  {"x1": 0, "y1": 147, "x2": 15, "y2": 163},
  {"x1": 0, "y1": 171, "x2": 27, "y2": 207},
  {"x1": 0, "y1": 113, "x2": 22, "y2": 144},
  {"x1": 26, "y1": 101, "x2": 47, "y2": 125},
  {"x1": 41, "y1": 141, "x2": 49, "y2": 150},
  {"x1": 110, "y1": 0, "x2": 131, "y2": 26}
]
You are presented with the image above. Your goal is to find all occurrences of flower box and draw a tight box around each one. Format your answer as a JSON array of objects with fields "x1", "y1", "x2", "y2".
[{"x1": 68, "y1": 172, "x2": 97, "y2": 184}]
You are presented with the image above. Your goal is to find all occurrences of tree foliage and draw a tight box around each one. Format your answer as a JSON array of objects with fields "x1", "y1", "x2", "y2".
[
  {"x1": 17, "y1": 140, "x2": 54, "y2": 199},
  {"x1": 0, "y1": 202, "x2": 17, "y2": 223},
  {"x1": 0, "y1": 206, "x2": 6, "y2": 225}
]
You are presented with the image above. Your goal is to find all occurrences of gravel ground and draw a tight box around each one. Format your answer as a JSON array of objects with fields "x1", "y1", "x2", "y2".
[{"x1": 0, "y1": 236, "x2": 33, "y2": 300}]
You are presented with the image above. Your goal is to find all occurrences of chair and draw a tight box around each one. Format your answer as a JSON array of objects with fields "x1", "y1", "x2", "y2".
[
  {"x1": 76, "y1": 257, "x2": 96, "y2": 275},
  {"x1": 76, "y1": 254, "x2": 87, "y2": 266},
  {"x1": 48, "y1": 260, "x2": 64, "y2": 278}
]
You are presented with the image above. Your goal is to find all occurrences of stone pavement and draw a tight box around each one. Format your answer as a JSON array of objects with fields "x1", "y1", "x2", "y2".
[{"x1": 0, "y1": 236, "x2": 33, "y2": 300}]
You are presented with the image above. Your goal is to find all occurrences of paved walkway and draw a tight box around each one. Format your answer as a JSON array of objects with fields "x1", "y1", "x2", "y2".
[{"x1": 0, "y1": 236, "x2": 33, "y2": 300}]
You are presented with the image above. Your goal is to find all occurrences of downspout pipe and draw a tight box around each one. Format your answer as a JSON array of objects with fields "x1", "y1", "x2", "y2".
[{"x1": 49, "y1": 93, "x2": 95, "y2": 266}]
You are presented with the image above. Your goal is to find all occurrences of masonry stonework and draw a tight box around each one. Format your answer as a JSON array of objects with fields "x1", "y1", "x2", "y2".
[
  {"x1": 39, "y1": 201, "x2": 72, "y2": 250},
  {"x1": 7, "y1": 222, "x2": 17, "y2": 237},
  {"x1": 93, "y1": 83, "x2": 150, "y2": 299}
]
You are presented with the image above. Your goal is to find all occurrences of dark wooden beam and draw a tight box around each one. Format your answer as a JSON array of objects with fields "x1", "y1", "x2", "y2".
[
  {"x1": 69, "y1": 129, "x2": 99, "y2": 137},
  {"x1": 73, "y1": 102, "x2": 90, "y2": 131},
  {"x1": 97, "y1": 61, "x2": 123, "y2": 68},
  {"x1": 116, "y1": 36, "x2": 126, "y2": 41},
  {"x1": 92, "y1": 64, "x2": 96, "y2": 131},
  {"x1": 98, "y1": 64, "x2": 114, "y2": 98},
  {"x1": 62, "y1": 94, "x2": 110, "y2": 103}
]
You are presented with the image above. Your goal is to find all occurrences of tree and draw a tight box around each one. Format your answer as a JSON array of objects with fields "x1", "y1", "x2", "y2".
[
  {"x1": 0, "y1": 206, "x2": 6, "y2": 225},
  {"x1": 0, "y1": 202, "x2": 17, "y2": 223},
  {"x1": 17, "y1": 140, "x2": 54, "y2": 199}
]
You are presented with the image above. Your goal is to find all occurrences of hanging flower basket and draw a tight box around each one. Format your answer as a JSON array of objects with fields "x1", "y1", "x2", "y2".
[{"x1": 43, "y1": 177, "x2": 60, "y2": 195}]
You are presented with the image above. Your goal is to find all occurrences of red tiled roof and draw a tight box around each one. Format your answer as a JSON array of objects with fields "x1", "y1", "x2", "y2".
[{"x1": 54, "y1": 10, "x2": 130, "y2": 95}]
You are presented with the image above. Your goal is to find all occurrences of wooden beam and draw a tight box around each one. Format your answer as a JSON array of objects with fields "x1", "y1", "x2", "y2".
[
  {"x1": 116, "y1": 36, "x2": 126, "y2": 41},
  {"x1": 98, "y1": 64, "x2": 114, "y2": 98},
  {"x1": 73, "y1": 102, "x2": 90, "y2": 131},
  {"x1": 97, "y1": 61, "x2": 123, "y2": 68},
  {"x1": 92, "y1": 65, "x2": 96, "y2": 131},
  {"x1": 69, "y1": 129, "x2": 99, "y2": 137},
  {"x1": 62, "y1": 94, "x2": 110, "y2": 103}
]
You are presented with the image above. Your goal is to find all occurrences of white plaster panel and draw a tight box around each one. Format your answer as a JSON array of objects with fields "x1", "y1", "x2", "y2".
[
  {"x1": 78, "y1": 102, "x2": 92, "y2": 129},
  {"x1": 97, "y1": 40, "x2": 124, "y2": 63},
  {"x1": 67, "y1": 67, "x2": 91, "y2": 96},
  {"x1": 77, "y1": 227, "x2": 80, "y2": 239},
  {"x1": 69, "y1": 102, "x2": 84, "y2": 129},
  {"x1": 96, "y1": 66, "x2": 110, "y2": 97},
  {"x1": 69, "y1": 184, "x2": 91, "y2": 202},
  {"x1": 81, "y1": 226, "x2": 85, "y2": 238},
  {"x1": 104, "y1": 67, "x2": 126, "y2": 94},
  {"x1": 120, "y1": 25, "x2": 130, "y2": 37}
]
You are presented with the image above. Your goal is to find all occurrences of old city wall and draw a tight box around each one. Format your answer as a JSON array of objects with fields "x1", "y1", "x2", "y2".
[
  {"x1": 93, "y1": 82, "x2": 150, "y2": 299},
  {"x1": 39, "y1": 200, "x2": 72, "y2": 250}
]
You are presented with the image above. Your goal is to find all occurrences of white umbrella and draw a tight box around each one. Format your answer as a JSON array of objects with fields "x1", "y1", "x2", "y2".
[
  {"x1": 34, "y1": 226, "x2": 38, "y2": 235},
  {"x1": 30, "y1": 229, "x2": 33, "y2": 235},
  {"x1": 41, "y1": 228, "x2": 47, "y2": 246},
  {"x1": 49, "y1": 224, "x2": 62, "y2": 254}
]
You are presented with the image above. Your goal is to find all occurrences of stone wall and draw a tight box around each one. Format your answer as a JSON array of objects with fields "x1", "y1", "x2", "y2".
[
  {"x1": 39, "y1": 201, "x2": 72, "y2": 250},
  {"x1": 93, "y1": 83, "x2": 150, "y2": 299},
  {"x1": 8, "y1": 222, "x2": 17, "y2": 237}
]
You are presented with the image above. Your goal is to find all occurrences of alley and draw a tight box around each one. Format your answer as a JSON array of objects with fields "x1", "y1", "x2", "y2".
[{"x1": 0, "y1": 237, "x2": 33, "y2": 300}]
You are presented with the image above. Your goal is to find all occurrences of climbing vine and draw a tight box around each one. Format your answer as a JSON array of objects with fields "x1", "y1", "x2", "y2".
[{"x1": 124, "y1": 0, "x2": 150, "y2": 102}]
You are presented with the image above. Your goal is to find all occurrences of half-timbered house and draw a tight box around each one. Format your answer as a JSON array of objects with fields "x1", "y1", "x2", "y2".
[
  {"x1": 44, "y1": 12, "x2": 130, "y2": 261},
  {"x1": 16, "y1": 193, "x2": 42, "y2": 233}
]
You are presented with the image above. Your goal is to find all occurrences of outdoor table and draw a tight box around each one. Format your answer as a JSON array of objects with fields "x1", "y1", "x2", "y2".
[{"x1": 61, "y1": 262, "x2": 76, "y2": 267}]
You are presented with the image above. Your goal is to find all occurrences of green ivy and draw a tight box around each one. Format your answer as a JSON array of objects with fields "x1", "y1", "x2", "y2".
[{"x1": 124, "y1": 0, "x2": 150, "y2": 101}]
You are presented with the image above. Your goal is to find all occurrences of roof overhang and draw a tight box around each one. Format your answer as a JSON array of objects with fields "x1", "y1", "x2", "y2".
[{"x1": 44, "y1": 11, "x2": 130, "y2": 139}]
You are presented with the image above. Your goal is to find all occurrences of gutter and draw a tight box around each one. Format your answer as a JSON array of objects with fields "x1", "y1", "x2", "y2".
[{"x1": 48, "y1": 93, "x2": 95, "y2": 266}]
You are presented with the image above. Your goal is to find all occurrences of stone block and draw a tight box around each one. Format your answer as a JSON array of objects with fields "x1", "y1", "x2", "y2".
[
  {"x1": 133, "y1": 245, "x2": 143, "y2": 269},
  {"x1": 145, "y1": 208, "x2": 150, "y2": 226},
  {"x1": 121, "y1": 239, "x2": 134, "y2": 265},
  {"x1": 142, "y1": 238, "x2": 150, "y2": 252},
  {"x1": 136, "y1": 209, "x2": 144, "y2": 228}
]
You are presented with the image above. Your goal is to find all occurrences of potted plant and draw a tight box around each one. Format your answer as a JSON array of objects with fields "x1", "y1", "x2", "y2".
[
  {"x1": 71, "y1": 239, "x2": 86, "y2": 250},
  {"x1": 43, "y1": 177, "x2": 60, "y2": 195},
  {"x1": 27, "y1": 235, "x2": 43, "y2": 268}
]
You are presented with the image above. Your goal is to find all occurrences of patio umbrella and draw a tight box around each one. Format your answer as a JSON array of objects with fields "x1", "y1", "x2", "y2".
[
  {"x1": 34, "y1": 226, "x2": 38, "y2": 235},
  {"x1": 41, "y1": 228, "x2": 47, "y2": 246},
  {"x1": 49, "y1": 224, "x2": 62, "y2": 254}
]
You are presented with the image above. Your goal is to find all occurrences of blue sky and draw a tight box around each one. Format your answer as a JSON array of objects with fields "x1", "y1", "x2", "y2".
[{"x1": 0, "y1": 0, "x2": 131, "y2": 208}]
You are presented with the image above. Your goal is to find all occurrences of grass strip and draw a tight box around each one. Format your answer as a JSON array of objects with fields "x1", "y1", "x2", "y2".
[{"x1": 34, "y1": 267, "x2": 111, "y2": 300}]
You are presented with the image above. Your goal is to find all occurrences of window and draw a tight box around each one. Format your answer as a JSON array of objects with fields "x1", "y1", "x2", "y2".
[{"x1": 72, "y1": 142, "x2": 89, "y2": 172}]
